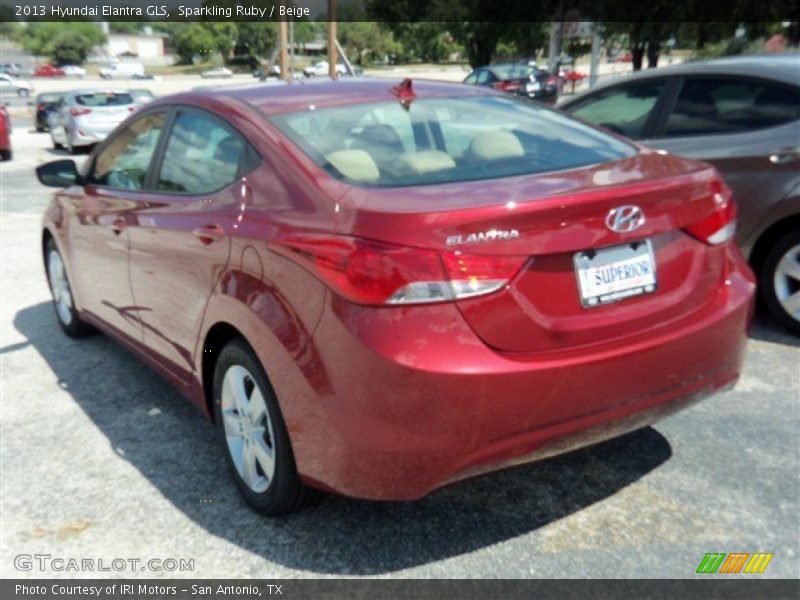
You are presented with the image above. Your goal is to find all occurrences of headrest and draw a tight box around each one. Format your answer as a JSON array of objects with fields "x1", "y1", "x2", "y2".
[
  {"x1": 469, "y1": 130, "x2": 525, "y2": 160},
  {"x1": 325, "y1": 149, "x2": 380, "y2": 183},
  {"x1": 394, "y1": 150, "x2": 456, "y2": 176}
]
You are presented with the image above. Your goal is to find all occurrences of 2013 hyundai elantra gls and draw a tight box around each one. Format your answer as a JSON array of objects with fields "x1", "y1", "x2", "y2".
[{"x1": 37, "y1": 78, "x2": 755, "y2": 516}]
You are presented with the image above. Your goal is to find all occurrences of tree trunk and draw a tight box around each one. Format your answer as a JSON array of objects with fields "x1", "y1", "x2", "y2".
[
  {"x1": 631, "y1": 46, "x2": 645, "y2": 71},
  {"x1": 646, "y1": 42, "x2": 660, "y2": 69}
]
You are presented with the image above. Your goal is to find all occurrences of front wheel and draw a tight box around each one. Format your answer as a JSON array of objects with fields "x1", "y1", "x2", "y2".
[
  {"x1": 45, "y1": 239, "x2": 93, "y2": 337},
  {"x1": 760, "y1": 229, "x2": 800, "y2": 336},
  {"x1": 18, "y1": 89, "x2": 29, "y2": 99},
  {"x1": 213, "y1": 339, "x2": 321, "y2": 516}
]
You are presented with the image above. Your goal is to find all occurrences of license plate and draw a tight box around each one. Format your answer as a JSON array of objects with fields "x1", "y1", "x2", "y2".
[{"x1": 574, "y1": 240, "x2": 657, "y2": 308}]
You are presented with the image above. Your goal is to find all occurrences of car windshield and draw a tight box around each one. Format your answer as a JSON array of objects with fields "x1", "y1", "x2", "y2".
[
  {"x1": 75, "y1": 93, "x2": 133, "y2": 106},
  {"x1": 270, "y1": 95, "x2": 635, "y2": 188}
]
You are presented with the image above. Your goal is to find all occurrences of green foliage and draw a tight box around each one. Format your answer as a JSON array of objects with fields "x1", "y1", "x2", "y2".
[
  {"x1": 108, "y1": 22, "x2": 142, "y2": 35},
  {"x1": 338, "y1": 22, "x2": 401, "y2": 65},
  {"x1": 173, "y1": 23, "x2": 218, "y2": 64},
  {"x1": 20, "y1": 23, "x2": 106, "y2": 65},
  {"x1": 235, "y1": 23, "x2": 277, "y2": 59}
]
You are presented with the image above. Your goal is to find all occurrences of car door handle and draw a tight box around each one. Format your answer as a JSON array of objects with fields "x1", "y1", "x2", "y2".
[
  {"x1": 111, "y1": 218, "x2": 127, "y2": 234},
  {"x1": 192, "y1": 224, "x2": 225, "y2": 245},
  {"x1": 769, "y1": 148, "x2": 800, "y2": 165}
]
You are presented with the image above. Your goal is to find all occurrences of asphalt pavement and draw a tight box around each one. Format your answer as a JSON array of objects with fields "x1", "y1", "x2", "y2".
[{"x1": 0, "y1": 117, "x2": 798, "y2": 579}]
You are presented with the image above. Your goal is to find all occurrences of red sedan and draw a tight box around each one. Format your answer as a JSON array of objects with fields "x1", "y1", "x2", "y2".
[
  {"x1": 0, "y1": 105, "x2": 10, "y2": 161},
  {"x1": 33, "y1": 64, "x2": 65, "y2": 78},
  {"x1": 36, "y1": 79, "x2": 755, "y2": 515}
]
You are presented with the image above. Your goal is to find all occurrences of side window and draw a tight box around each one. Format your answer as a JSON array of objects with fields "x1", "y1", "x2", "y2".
[
  {"x1": 156, "y1": 111, "x2": 254, "y2": 194},
  {"x1": 89, "y1": 112, "x2": 166, "y2": 190},
  {"x1": 476, "y1": 70, "x2": 493, "y2": 85},
  {"x1": 569, "y1": 80, "x2": 667, "y2": 139},
  {"x1": 664, "y1": 78, "x2": 800, "y2": 137},
  {"x1": 464, "y1": 72, "x2": 478, "y2": 85}
]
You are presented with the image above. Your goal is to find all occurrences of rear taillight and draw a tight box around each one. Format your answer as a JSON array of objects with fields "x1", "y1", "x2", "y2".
[
  {"x1": 545, "y1": 75, "x2": 559, "y2": 87},
  {"x1": 36, "y1": 103, "x2": 45, "y2": 111},
  {"x1": 70, "y1": 107, "x2": 91, "y2": 117},
  {"x1": 272, "y1": 235, "x2": 527, "y2": 306},
  {"x1": 684, "y1": 180, "x2": 738, "y2": 245}
]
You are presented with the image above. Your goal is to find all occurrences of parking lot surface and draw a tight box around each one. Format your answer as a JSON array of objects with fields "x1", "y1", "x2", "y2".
[{"x1": 0, "y1": 116, "x2": 798, "y2": 579}]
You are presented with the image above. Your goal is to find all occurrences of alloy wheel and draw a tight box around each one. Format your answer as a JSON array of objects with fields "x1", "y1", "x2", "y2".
[
  {"x1": 220, "y1": 365, "x2": 276, "y2": 494},
  {"x1": 773, "y1": 242, "x2": 800, "y2": 324},
  {"x1": 47, "y1": 250, "x2": 74, "y2": 326}
]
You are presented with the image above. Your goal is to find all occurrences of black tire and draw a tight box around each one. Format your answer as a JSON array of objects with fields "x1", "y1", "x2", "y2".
[
  {"x1": 0, "y1": 149, "x2": 10, "y2": 161},
  {"x1": 213, "y1": 338, "x2": 322, "y2": 516},
  {"x1": 17, "y1": 88, "x2": 29, "y2": 99},
  {"x1": 36, "y1": 125, "x2": 45, "y2": 133},
  {"x1": 44, "y1": 238, "x2": 94, "y2": 338},
  {"x1": 759, "y1": 229, "x2": 800, "y2": 336}
]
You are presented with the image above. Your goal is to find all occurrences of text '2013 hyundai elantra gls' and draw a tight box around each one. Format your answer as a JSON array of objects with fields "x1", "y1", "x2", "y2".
[{"x1": 37, "y1": 78, "x2": 755, "y2": 516}]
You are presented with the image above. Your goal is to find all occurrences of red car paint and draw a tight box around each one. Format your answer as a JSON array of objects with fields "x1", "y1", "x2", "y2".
[
  {"x1": 33, "y1": 64, "x2": 65, "y2": 78},
  {"x1": 41, "y1": 79, "x2": 755, "y2": 500},
  {"x1": 0, "y1": 106, "x2": 10, "y2": 159}
]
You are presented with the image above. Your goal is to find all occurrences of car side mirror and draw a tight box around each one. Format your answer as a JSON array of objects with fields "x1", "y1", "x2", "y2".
[{"x1": 36, "y1": 159, "x2": 83, "y2": 188}]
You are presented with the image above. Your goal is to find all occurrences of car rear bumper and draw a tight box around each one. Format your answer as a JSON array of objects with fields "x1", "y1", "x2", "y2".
[
  {"x1": 280, "y1": 245, "x2": 755, "y2": 501},
  {"x1": 69, "y1": 126, "x2": 110, "y2": 147}
]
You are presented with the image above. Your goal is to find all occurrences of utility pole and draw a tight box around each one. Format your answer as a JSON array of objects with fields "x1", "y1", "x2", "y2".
[
  {"x1": 327, "y1": 0, "x2": 338, "y2": 79},
  {"x1": 590, "y1": 24, "x2": 602, "y2": 88},
  {"x1": 278, "y1": 21, "x2": 289, "y2": 81}
]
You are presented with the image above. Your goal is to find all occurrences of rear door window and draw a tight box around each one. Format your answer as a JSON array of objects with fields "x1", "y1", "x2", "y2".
[
  {"x1": 569, "y1": 80, "x2": 668, "y2": 139},
  {"x1": 663, "y1": 77, "x2": 800, "y2": 137},
  {"x1": 155, "y1": 110, "x2": 257, "y2": 194}
]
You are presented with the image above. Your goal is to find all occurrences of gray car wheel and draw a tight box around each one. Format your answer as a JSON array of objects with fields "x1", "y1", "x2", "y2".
[{"x1": 760, "y1": 230, "x2": 800, "y2": 336}]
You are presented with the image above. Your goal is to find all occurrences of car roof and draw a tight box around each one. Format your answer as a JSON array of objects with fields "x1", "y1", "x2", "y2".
[
  {"x1": 565, "y1": 53, "x2": 800, "y2": 104},
  {"x1": 172, "y1": 77, "x2": 492, "y2": 116}
]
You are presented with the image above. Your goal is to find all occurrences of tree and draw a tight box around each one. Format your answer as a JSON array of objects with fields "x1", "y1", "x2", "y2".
[
  {"x1": 338, "y1": 22, "x2": 400, "y2": 65},
  {"x1": 173, "y1": 23, "x2": 218, "y2": 64},
  {"x1": 20, "y1": 23, "x2": 106, "y2": 65},
  {"x1": 235, "y1": 22, "x2": 277, "y2": 59}
]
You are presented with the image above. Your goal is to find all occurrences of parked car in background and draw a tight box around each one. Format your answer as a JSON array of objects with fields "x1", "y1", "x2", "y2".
[
  {"x1": 128, "y1": 89, "x2": 155, "y2": 106},
  {"x1": 34, "y1": 64, "x2": 65, "y2": 78},
  {"x1": 463, "y1": 62, "x2": 561, "y2": 104},
  {"x1": 0, "y1": 105, "x2": 10, "y2": 161},
  {"x1": 253, "y1": 65, "x2": 281, "y2": 79},
  {"x1": 200, "y1": 67, "x2": 233, "y2": 79},
  {"x1": 303, "y1": 60, "x2": 347, "y2": 77},
  {"x1": 35, "y1": 92, "x2": 65, "y2": 132},
  {"x1": 0, "y1": 63, "x2": 25, "y2": 76},
  {"x1": 0, "y1": 73, "x2": 32, "y2": 98},
  {"x1": 61, "y1": 65, "x2": 87, "y2": 78},
  {"x1": 561, "y1": 54, "x2": 800, "y2": 333},
  {"x1": 132, "y1": 74, "x2": 159, "y2": 81},
  {"x1": 36, "y1": 79, "x2": 754, "y2": 515},
  {"x1": 49, "y1": 89, "x2": 136, "y2": 153},
  {"x1": 99, "y1": 62, "x2": 145, "y2": 79}
]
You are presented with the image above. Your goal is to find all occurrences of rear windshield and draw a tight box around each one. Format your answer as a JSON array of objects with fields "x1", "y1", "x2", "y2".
[
  {"x1": 270, "y1": 95, "x2": 636, "y2": 188},
  {"x1": 492, "y1": 64, "x2": 536, "y2": 80},
  {"x1": 76, "y1": 93, "x2": 133, "y2": 107}
]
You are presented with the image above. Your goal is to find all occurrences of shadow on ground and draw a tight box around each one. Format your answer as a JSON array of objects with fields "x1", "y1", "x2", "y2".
[{"x1": 11, "y1": 301, "x2": 678, "y2": 575}]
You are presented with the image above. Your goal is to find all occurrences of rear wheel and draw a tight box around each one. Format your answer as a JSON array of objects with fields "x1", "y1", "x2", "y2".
[
  {"x1": 213, "y1": 339, "x2": 321, "y2": 516},
  {"x1": 760, "y1": 230, "x2": 800, "y2": 336},
  {"x1": 0, "y1": 149, "x2": 10, "y2": 161},
  {"x1": 45, "y1": 239, "x2": 93, "y2": 337},
  {"x1": 17, "y1": 89, "x2": 29, "y2": 99}
]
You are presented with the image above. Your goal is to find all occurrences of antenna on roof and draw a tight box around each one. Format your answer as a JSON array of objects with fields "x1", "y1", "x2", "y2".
[{"x1": 390, "y1": 78, "x2": 416, "y2": 110}]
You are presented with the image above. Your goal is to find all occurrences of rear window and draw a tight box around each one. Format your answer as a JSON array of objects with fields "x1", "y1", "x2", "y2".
[
  {"x1": 270, "y1": 95, "x2": 635, "y2": 187},
  {"x1": 492, "y1": 64, "x2": 535, "y2": 80},
  {"x1": 75, "y1": 93, "x2": 133, "y2": 107}
]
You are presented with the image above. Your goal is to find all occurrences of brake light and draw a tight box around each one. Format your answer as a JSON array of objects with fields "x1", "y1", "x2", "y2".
[
  {"x1": 36, "y1": 103, "x2": 45, "y2": 111},
  {"x1": 272, "y1": 235, "x2": 527, "y2": 305},
  {"x1": 684, "y1": 180, "x2": 738, "y2": 245},
  {"x1": 70, "y1": 107, "x2": 91, "y2": 117},
  {"x1": 545, "y1": 75, "x2": 559, "y2": 87}
]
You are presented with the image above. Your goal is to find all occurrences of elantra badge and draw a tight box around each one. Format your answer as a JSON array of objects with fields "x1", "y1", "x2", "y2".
[
  {"x1": 605, "y1": 205, "x2": 645, "y2": 233},
  {"x1": 446, "y1": 229, "x2": 520, "y2": 246}
]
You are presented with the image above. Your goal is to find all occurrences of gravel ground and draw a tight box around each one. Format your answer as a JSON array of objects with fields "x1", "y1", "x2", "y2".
[{"x1": 0, "y1": 117, "x2": 798, "y2": 580}]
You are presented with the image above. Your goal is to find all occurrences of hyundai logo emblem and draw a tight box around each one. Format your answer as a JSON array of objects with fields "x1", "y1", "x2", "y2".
[{"x1": 605, "y1": 205, "x2": 645, "y2": 233}]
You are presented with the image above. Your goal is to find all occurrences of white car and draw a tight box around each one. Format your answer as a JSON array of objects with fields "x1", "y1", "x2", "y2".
[
  {"x1": 61, "y1": 65, "x2": 86, "y2": 78},
  {"x1": 99, "y1": 62, "x2": 145, "y2": 79},
  {"x1": 49, "y1": 89, "x2": 136, "y2": 154},
  {"x1": 303, "y1": 61, "x2": 347, "y2": 77},
  {"x1": 200, "y1": 67, "x2": 233, "y2": 79},
  {"x1": 0, "y1": 73, "x2": 33, "y2": 98}
]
